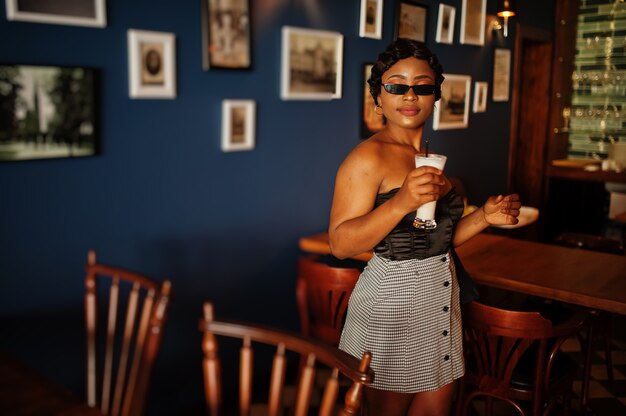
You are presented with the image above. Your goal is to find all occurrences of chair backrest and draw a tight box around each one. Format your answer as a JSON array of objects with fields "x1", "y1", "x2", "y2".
[
  {"x1": 554, "y1": 232, "x2": 624, "y2": 255},
  {"x1": 461, "y1": 301, "x2": 586, "y2": 416},
  {"x1": 201, "y1": 302, "x2": 374, "y2": 416},
  {"x1": 296, "y1": 256, "x2": 361, "y2": 346},
  {"x1": 84, "y1": 250, "x2": 171, "y2": 416},
  {"x1": 449, "y1": 176, "x2": 469, "y2": 209}
]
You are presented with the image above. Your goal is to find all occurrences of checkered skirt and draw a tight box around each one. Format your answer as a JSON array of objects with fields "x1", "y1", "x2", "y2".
[{"x1": 338, "y1": 252, "x2": 464, "y2": 392}]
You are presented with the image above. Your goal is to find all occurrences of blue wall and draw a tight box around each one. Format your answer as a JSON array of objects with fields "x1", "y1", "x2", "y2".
[{"x1": 0, "y1": 0, "x2": 554, "y2": 414}]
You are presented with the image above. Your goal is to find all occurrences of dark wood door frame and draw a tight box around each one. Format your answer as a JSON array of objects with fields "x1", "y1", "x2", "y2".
[{"x1": 507, "y1": 25, "x2": 552, "y2": 207}]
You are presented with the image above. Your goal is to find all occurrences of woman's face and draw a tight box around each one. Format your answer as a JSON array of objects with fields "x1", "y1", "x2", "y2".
[{"x1": 378, "y1": 57, "x2": 436, "y2": 130}]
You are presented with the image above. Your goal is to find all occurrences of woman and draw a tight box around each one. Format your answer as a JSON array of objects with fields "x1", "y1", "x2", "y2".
[{"x1": 329, "y1": 39, "x2": 521, "y2": 415}]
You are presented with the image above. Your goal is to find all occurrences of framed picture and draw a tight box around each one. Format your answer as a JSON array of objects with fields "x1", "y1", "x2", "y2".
[
  {"x1": 127, "y1": 29, "x2": 176, "y2": 99},
  {"x1": 459, "y1": 0, "x2": 486, "y2": 46},
  {"x1": 435, "y1": 4, "x2": 455, "y2": 45},
  {"x1": 359, "y1": 0, "x2": 383, "y2": 39},
  {"x1": 472, "y1": 81, "x2": 488, "y2": 113},
  {"x1": 433, "y1": 74, "x2": 471, "y2": 130},
  {"x1": 280, "y1": 26, "x2": 344, "y2": 100},
  {"x1": 395, "y1": 1, "x2": 427, "y2": 42},
  {"x1": 492, "y1": 48, "x2": 511, "y2": 102},
  {"x1": 221, "y1": 100, "x2": 255, "y2": 152},
  {"x1": 201, "y1": 0, "x2": 251, "y2": 70},
  {"x1": 5, "y1": 0, "x2": 106, "y2": 27},
  {"x1": 0, "y1": 63, "x2": 98, "y2": 162},
  {"x1": 361, "y1": 63, "x2": 385, "y2": 138}
]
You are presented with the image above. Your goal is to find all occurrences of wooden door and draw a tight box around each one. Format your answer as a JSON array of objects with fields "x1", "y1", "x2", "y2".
[{"x1": 507, "y1": 26, "x2": 553, "y2": 209}]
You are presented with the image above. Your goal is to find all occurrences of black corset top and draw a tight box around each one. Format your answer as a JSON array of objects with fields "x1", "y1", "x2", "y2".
[{"x1": 373, "y1": 187, "x2": 465, "y2": 260}]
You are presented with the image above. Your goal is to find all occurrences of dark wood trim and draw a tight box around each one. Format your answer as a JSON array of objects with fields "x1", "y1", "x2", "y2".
[
  {"x1": 548, "y1": 165, "x2": 626, "y2": 183},
  {"x1": 547, "y1": 0, "x2": 579, "y2": 163}
]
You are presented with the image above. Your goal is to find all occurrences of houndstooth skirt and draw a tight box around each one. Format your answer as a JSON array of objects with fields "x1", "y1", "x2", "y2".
[{"x1": 338, "y1": 252, "x2": 464, "y2": 393}]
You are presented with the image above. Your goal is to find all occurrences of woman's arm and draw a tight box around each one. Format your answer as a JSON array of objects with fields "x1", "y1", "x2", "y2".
[{"x1": 452, "y1": 194, "x2": 521, "y2": 247}]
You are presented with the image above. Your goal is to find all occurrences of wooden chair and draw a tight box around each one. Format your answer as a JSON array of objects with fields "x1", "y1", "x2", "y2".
[
  {"x1": 457, "y1": 301, "x2": 587, "y2": 416},
  {"x1": 84, "y1": 250, "x2": 172, "y2": 416},
  {"x1": 296, "y1": 256, "x2": 361, "y2": 347},
  {"x1": 200, "y1": 302, "x2": 374, "y2": 416},
  {"x1": 552, "y1": 232, "x2": 623, "y2": 409}
]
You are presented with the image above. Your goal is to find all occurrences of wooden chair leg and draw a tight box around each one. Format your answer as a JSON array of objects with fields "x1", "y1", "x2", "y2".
[
  {"x1": 602, "y1": 314, "x2": 614, "y2": 385},
  {"x1": 454, "y1": 378, "x2": 465, "y2": 416},
  {"x1": 581, "y1": 321, "x2": 594, "y2": 411}
]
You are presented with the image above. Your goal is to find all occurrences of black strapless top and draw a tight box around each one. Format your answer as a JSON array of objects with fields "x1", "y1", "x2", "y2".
[{"x1": 373, "y1": 187, "x2": 465, "y2": 260}]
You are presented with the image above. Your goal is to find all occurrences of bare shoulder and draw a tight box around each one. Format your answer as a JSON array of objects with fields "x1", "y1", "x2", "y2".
[{"x1": 339, "y1": 136, "x2": 387, "y2": 171}]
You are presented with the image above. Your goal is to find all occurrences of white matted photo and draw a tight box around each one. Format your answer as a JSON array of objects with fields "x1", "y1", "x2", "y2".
[
  {"x1": 359, "y1": 0, "x2": 383, "y2": 39},
  {"x1": 459, "y1": 0, "x2": 486, "y2": 46},
  {"x1": 492, "y1": 48, "x2": 511, "y2": 102},
  {"x1": 472, "y1": 81, "x2": 488, "y2": 113},
  {"x1": 5, "y1": 0, "x2": 106, "y2": 27},
  {"x1": 433, "y1": 74, "x2": 471, "y2": 130},
  {"x1": 221, "y1": 99, "x2": 255, "y2": 152},
  {"x1": 281, "y1": 26, "x2": 344, "y2": 100},
  {"x1": 436, "y1": 4, "x2": 455, "y2": 45},
  {"x1": 127, "y1": 29, "x2": 176, "y2": 99}
]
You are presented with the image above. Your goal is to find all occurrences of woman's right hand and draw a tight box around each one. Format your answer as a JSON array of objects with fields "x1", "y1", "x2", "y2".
[{"x1": 392, "y1": 166, "x2": 446, "y2": 214}]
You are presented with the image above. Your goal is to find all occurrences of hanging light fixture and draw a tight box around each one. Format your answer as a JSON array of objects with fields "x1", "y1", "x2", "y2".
[{"x1": 496, "y1": 0, "x2": 516, "y2": 37}]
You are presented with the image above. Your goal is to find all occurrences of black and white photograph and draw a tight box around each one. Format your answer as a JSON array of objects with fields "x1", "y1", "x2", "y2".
[
  {"x1": 432, "y1": 73, "x2": 471, "y2": 130},
  {"x1": 281, "y1": 26, "x2": 344, "y2": 100},
  {"x1": 127, "y1": 29, "x2": 176, "y2": 99},
  {"x1": 436, "y1": 4, "x2": 455, "y2": 45},
  {"x1": 492, "y1": 48, "x2": 511, "y2": 102},
  {"x1": 473, "y1": 81, "x2": 488, "y2": 113},
  {"x1": 5, "y1": 0, "x2": 106, "y2": 27},
  {"x1": 361, "y1": 63, "x2": 385, "y2": 138},
  {"x1": 395, "y1": 1, "x2": 427, "y2": 43},
  {"x1": 202, "y1": 0, "x2": 251, "y2": 70},
  {"x1": 359, "y1": 0, "x2": 383, "y2": 40},
  {"x1": 0, "y1": 64, "x2": 97, "y2": 161},
  {"x1": 221, "y1": 99, "x2": 255, "y2": 152},
  {"x1": 459, "y1": 0, "x2": 486, "y2": 46}
]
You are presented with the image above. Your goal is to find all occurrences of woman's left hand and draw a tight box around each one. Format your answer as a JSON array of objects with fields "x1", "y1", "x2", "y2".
[{"x1": 482, "y1": 194, "x2": 521, "y2": 226}]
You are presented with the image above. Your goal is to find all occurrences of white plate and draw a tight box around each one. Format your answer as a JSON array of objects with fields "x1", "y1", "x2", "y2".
[{"x1": 491, "y1": 206, "x2": 540, "y2": 229}]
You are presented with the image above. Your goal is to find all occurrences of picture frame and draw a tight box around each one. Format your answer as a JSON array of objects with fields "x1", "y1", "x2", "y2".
[
  {"x1": 472, "y1": 81, "x2": 488, "y2": 113},
  {"x1": 221, "y1": 100, "x2": 255, "y2": 152},
  {"x1": 492, "y1": 48, "x2": 511, "y2": 102},
  {"x1": 395, "y1": 1, "x2": 427, "y2": 43},
  {"x1": 127, "y1": 29, "x2": 176, "y2": 99},
  {"x1": 435, "y1": 4, "x2": 455, "y2": 45},
  {"x1": 361, "y1": 63, "x2": 385, "y2": 138},
  {"x1": 0, "y1": 63, "x2": 98, "y2": 162},
  {"x1": 201, "y1": 0, "x2": 251, "y2": 70},
  {"x1": 433, "y1": 73, "x2": 471, "y2": 130},
  {"x1": 359, "y1": 0, "x2": 383, "y2": 40},
  {"x1": 5, "y1": 0, "x2": 106, "y2": 27},
  {"x1": 280, "y1": 26, "x2": 344, "y2": 101},
  {"x1": 459, "y1": 0, "x2": 486, "y2": 46}
]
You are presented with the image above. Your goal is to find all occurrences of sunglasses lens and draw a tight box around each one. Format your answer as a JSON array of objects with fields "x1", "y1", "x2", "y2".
[
  {"x1": 413, "y1": 85, "x2": 436, "y2": 95},
  {"x1": 383, "y1": 84, "x2": 436, "y2": 95},
  {"x1": 383, "y1": 84, "x2": 409, "y2": 94}
]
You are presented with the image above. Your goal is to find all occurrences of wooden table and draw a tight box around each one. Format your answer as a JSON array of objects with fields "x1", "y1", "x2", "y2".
[
  {"x1": 0, "y1": 349, "x2": 102, "y2": 415},
  {"x1": 299, "y1": 232, "x2": 626, "y2": 315}
]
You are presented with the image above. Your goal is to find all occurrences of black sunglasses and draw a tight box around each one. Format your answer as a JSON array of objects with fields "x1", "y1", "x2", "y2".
[{"x1": 383, "y1": 83, "x2": 437, "y2": 96}]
